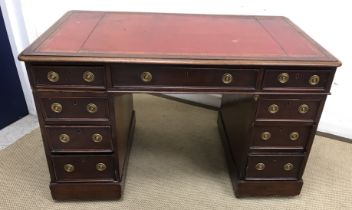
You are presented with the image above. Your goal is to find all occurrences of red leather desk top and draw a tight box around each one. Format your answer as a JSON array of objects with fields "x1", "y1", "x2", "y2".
[{"x1": 19, "y1": 11, "x2": 340, "y2": 66}]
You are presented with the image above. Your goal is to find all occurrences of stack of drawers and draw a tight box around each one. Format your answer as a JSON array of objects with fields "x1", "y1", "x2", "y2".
[
  {"x1": 220, "y1": 68, "x2": 336, "y2": 197},
  {"x1": 27, "y1": 63, "x2": 134, "y2": 200},
  {"x1": 26, "y1": 62, "x2": 336, "y2": 199}
]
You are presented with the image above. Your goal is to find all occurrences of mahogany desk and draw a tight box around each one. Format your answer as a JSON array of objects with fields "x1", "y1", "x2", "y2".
[{"x1": 19, "y1": 11, "x2": 341, "y2": 200}]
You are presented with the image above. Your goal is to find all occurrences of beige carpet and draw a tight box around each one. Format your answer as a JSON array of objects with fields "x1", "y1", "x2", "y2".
[{"x1": 0, "y1": 94, "x2": 351, "y2": 209}]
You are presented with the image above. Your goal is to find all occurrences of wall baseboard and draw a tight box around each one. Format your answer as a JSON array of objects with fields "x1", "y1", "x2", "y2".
[{"x1": 316, "y1": 131, "x2": 352, "y2": 143}]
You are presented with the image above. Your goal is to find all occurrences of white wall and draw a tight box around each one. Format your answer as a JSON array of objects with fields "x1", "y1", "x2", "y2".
[{"x1": 4, "y1": 0, "x2": 352, "y2": 139}]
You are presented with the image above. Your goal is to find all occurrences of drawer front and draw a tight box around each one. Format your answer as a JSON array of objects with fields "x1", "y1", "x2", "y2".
[
  {"x1": 262, "y1": 70, "x2": 333, "y2": 91},
  {"x1": 256, "y1": 96, "x2": 323, "y2": 121},
  {"x1": 31, "y1": 65, "x2": 106, "y2": 89},
  {"x1": 251, "y1": 124, "x2": 313, "y2": 149},
  {"x1": 46, "y1": 126, "x2": 113, "y2": 152},
  {"x1": 187, "y1": 68, "x2": 258, "y2": 89},
  {"x1": 41, "y1": 97, "x2": 109, "y2": 121},
  {"x1": 245, "y1": 154, "x2": 304, "y2": 180},
  {"x1": 52, "y1": 155, "x2": 115, "y2": 182},
  {"x1": 111, "y1": 64, "x2": 258, "y2": 89},
  {"x1": 112, "y1": 65, "x2": 187, "y2": 86}
]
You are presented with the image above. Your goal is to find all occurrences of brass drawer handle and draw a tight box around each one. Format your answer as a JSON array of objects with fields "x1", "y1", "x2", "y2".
[
  {"x1": 47, "y1": 71, "x2": 59, "y2": 82},
  {"x1": 298, "y1": 104, "x2": 309, "y2": 114},
  {"x1": 278, "y1": 72, "x2": 289, "y2": 84},
  {"x1": 86, "y1": 103, "x2": 98, "y2": 114},
  {"x1": 64, "y1": 164, "x2": 75, "y2": 173},
  {"x1": 141, "y1": 72, "x2": 152, "y2": 82},
  {"x1": 92, "y1": 133, "x2": 103, "y2": 143},
  {"x1": 96, "y1": 163, "x2": 107, "y2": 171},
  {"x1": 289, "y1": 132, "x2": 300, "y2": 141},
  {"x1": 51, "y1": 103, "x2": 63, "y2": 113},
  {"x1": 261, "y1": 131, "x2": 271, "y2": 141},
  {"x1": 222, "y1": 73, "x2": 233, "y2": 84},
  {"x1": 283, "y1": 163, "x2": 294, "y2": 171},
  {"x1": 255, "y1": 162, "x2": 265, "y2": 171},
  {"x1": 268, "y1": 104, "x2": 279, "y2": 114},
  {"x1": 83, "y1": 71, "x2": 95, "y2": 82},
  {"x1": 59, "y1": 133, "x2": 70, "y2": 143},
  {"x1": 309, "y1": 75, "x2": 320, "y2": 86}
]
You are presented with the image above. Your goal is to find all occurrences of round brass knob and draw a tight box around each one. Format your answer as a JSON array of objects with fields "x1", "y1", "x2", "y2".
[
  {"x1": 255, "y1": 163, "x2": 266, "y2": 171},
  {"x1": 268, "y1": 104, "x2": 279, "y2": 114},
  {"x1": 289, "y1": 132, "x2": 300, "y2": 141},
  {"x1": 83, "y1": 71, "x2": 95, "y2": 82},
  {"x1": 64, "y1": 164, "x2": 75, "y2": 173},
  {"x1": 86, "y1": 103, "x2": 98, "y2": 114},
  {"x1": 298, "y1": 104, "x2": 309, "y2": 114},
  {"x1": 51, "y1": 103, "x2": 63, "y2": 113},
  {"x1": 141, "y1": 72, "x2": 152, "y2": 82},
  {"x1": 222, "y1": 73, "x2": 233, "y2": 84},
  {"x1": 309, "y1": 75, "x2": 320, "y2": 86},
  {"x1": 59, "y1": 133, "x2": 70, "y2": 143},
  {"x1": 261, "y1": 131, "x2": 271, "y2": 141},
  {"x1": 47, "y1": 71, "x2": 59, "y2": 82},
  {"x1": 283, "y1": 163, "x2": 294, "y2": 171},
  {"x1": 92, "y1": 133, "x2": 103, "y2": 143},
  {"x1": 96, "y1": 163, "x2": 107, "y2": 171},
  {"x1": 278, "y1": 73, "x2": 289, "y2": 84}
]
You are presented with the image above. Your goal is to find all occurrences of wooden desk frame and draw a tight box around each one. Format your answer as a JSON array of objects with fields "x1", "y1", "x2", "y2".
[{"x1": 19, "y1": 11, "x2": 341, "y2": 200}]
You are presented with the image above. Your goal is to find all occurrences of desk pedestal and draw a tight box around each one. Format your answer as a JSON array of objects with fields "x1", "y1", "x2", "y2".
[{"x1": 218, "y1": 113, "x2": 303, "y2": 197}]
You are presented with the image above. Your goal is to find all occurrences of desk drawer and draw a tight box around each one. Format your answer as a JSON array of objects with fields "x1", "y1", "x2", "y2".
[
  {"x1": 262, "y1": 69, "x2": 334, "y2": 92},
  {"x1": 40, "y1": 97, "x2": 109, "y2": 122},
  {"x1": 111, "y1": 64, "x2": 258, "y2": 89},
  {"x1": 187, "y1": 68, "x2": 258, "y2": 89},
  {"x1": 52, "y1": 155, "x2": 116, "y2": 182},
  {"x1": 46, "y1": 126, "x2": 113, "y2": 152},
  {"x1": 31, "y1": 65, "x2": 106, "y2": 89},
  {"x1": 256, "y1": 96, "x2": 324, "y2": 121},
  {"x1": 250, "y1": 123, "x2": 313, "y2": 150},
  {"x1": 111, "y1": 65, "x2": 187, "y2": 86},
  {"x1": 245, "y1": 154, "x2": 304, "y2": 180}
]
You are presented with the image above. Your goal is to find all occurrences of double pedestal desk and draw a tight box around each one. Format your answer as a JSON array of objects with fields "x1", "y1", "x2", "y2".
[{"x1": 19, "y1": 11, "x2": 341, "y2": 200}]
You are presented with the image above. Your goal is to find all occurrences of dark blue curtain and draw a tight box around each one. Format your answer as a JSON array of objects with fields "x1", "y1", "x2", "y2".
[{"x1": 0, "y1": 7, "x2": 28, "y2": 129}]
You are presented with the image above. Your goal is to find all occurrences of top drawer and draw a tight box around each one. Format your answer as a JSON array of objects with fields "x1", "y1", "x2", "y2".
[
  {"x1": 111, "y1": 64, "x2": 258, "y2": 91},
  {"x1": 262, "y1": 69, "x2": 335, "y2": 92},
  {"x1": 30, "y1": 65, "x2": 106, "y2": 89}
]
